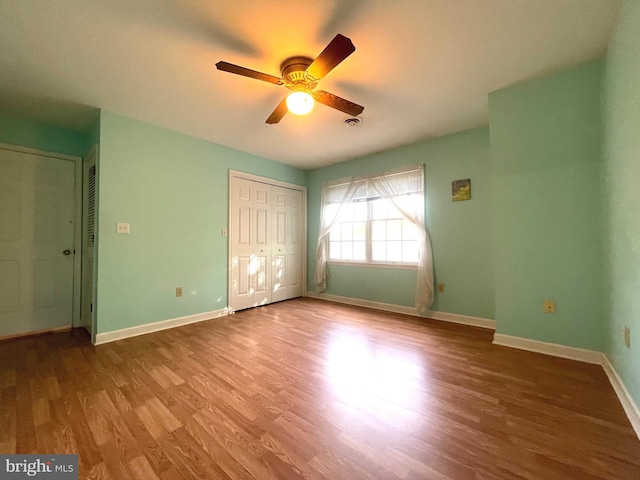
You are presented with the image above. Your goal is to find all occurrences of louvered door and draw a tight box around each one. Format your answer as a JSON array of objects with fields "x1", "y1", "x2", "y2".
[{"x1": 81, "y1": 146, "x2": 97, "y2": 333}]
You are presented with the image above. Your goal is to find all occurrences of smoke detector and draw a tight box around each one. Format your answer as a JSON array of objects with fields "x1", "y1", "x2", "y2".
[{"x1": 343, "y1": 117, "x2": 361, "y2": 127}]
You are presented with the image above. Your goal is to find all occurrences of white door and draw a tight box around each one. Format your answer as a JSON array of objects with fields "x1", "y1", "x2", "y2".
[
  {"x1": 271, "y1": 186, "x2": 304, "y2": 302},
  {"x1": 229, "y1": 177, "x2": 271, "y2": 310},
  {"x1": 229, "y1": 173, "x2": 305, "y2": 312},
  {"x1": 286, "y1": 188, "x2": 304, "y2": 299},
  {"x1": 0, "y1": 149, "x2": 76, "y2": 337}
]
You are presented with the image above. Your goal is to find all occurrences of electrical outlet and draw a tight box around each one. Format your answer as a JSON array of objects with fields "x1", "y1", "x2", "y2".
[
  {"x1": 543, "y1": 300, "x2": 555, "y2": 313},
  {"x1": 624, "y1": 325, "x2": 631, "y2": 349},
  {"x1": 176, "y1": 287, "x2": 183, "y2": 297},
  {"x1": 437, "y1": 283, "x2": 445, "y2": 293},
  {"x1": 116, "y1": 223, "x2": 130, "y2": 234}
]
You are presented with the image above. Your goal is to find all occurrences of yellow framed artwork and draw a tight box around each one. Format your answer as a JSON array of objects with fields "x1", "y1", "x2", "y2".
[{"x1": 452, "y1": 179, "x2": 471, "y2": 201}]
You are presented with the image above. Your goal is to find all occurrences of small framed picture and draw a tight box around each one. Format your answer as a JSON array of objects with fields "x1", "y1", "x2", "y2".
[{"x1": 452, "y1": 179, "x2": 471, "y2": 201}]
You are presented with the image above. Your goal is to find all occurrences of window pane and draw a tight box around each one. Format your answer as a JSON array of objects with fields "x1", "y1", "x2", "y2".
[
  {"x1": 353, "y1": 222, "x2": 366, "y2": 241},
  {"x1": 371, "y1": 199, "x2": 387, "y2": 220},
  {"x1": 402, "y1": 221, "x2": 417, "y2": 240},
  {"x1": 341, "y1": 242, "x2": 353, "y2": 260},
  {"x1": 339, "y1": 204, "x2": 354, "y2": 222},
  {"x1": 329, "y1": 242, "x2": 341, "y2": 260},
  {"x1": 341, "y1": 223, "x2": 353, "y2": 241},
  {"x1": 324, "y1": 204, "x2": 338, "y2": 221},
  {"x1": 387, "y1": 241, "x2": 402, "y2": 262},
  {"x1": 372, "y1": 241, "x2": 386, "y2": 261},
  {"x1": 387, "y1": 202, "x2": 402, "y2": 219},
  {"x1": 330, "y1": 227, "x2": 341, "y2": 241},
  {"x1": 354, "y1": 201, "x2": 367, "y2": 220},
  {"x1": 353, "y1": 241, "x2": 366, "y2": 261},
  {"x1": 402, "y1": 241, "x2": 418, "y2": 262},
  {"x1": 371, "y1": 220, "x2": 386, "y2": 240},
  {"x1": 387, "y1": 219, "x2": 402, "y2": 241}
]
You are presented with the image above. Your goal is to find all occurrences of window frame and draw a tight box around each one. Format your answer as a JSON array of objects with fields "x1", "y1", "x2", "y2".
[{"x1": 326, "y1": 190, "x2": 420, "y2": 268}]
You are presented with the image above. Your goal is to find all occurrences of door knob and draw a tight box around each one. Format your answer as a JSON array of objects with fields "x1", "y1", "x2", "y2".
[{"x1": 63, "y1": 249, "x2": 72, "y2": 256}]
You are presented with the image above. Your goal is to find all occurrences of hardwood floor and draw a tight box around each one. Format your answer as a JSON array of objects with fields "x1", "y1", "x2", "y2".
[{"x1": 1, "y1": 297, "x2": 639, "y2": 479}]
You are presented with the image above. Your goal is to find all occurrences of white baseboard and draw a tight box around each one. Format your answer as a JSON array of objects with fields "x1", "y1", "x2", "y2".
[
  {"x1": 304, "y1": 292, "x2": 495, "y2": 330},
  {"x1": 92, "y1": 308, "x2": 229, "y2": 345},
  {"x1": 492, "y1": 333, "x2": 604, "y2": 365},
  {"x1": 602, "y1": 355, "x2": 640, "y2": 440}
]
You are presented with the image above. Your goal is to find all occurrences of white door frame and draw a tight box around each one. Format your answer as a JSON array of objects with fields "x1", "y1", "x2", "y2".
[
  {"x1": 0, "y1": 142, "x2": 83, "y2": 330},
  {"x1": 228, "y1": 170, "x2": 307, "y2": 312}
]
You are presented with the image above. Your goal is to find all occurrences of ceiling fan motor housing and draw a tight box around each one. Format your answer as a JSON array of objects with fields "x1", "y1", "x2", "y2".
[{"x1": 280, "y1": 56, "x2": 316, "y2": 90}]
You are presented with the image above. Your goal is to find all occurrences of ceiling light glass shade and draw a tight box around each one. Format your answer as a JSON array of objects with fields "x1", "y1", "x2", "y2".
[{"x1": 286, "y1": 91, "x2": 314, "y2": 115}]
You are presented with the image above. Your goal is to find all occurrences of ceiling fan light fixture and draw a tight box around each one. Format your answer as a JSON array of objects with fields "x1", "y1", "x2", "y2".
[{"x1": 286, "y1": 91, "x2": 314, "y2": 116}]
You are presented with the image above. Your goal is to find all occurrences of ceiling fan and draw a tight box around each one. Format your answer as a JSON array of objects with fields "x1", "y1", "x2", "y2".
[{"x1": 216, "y1": 34, "x2": 364, "y2": 124}]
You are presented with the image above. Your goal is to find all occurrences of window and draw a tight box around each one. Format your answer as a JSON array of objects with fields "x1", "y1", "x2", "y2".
[
  {"x1": 315, "y1": 165, "x2": 434, "y2": 311},
  {"x1": 328, "y1": 196, "x2": 419, "y2": 264}
]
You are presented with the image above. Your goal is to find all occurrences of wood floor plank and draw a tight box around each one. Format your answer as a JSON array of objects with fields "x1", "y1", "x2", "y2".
[
  {"x1": 128, "y1": 455, "x2": 161, "y2": 480},
  {"x1": 1, "y1": 299, "x2": 639, "y2": 479}
]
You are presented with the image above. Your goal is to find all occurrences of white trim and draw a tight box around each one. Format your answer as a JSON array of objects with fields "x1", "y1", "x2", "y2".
[
  {"x1": 0, "y1": 142, "x2": 80, "y2": 162},
  {"x1": 304, "y1": 292, "x2": 496, "y2": 330},
  {"x1": 492, "y1": 333, "x2": 604, "y2": 365},
  {"x1": 229, "y1": 169, "x2": 306, "y2": 191},
  {"x1": 602, "y1": 355, "x2": 640, "y2": 440},
  {"x1": 92, "y1": 308, "x2": 229, "y2": 345},
  {"x1": 428, "y1": 310, "x2": 496, "y2": 329},
  {"x1": 328, "y1": 260, "x2": 418, "y2": 270},
  {"x1": 72, "y1": 149, "x2": 82, "y2": 331}
]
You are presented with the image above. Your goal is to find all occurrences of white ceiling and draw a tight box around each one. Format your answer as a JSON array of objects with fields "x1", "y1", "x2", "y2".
[{"x1": 0, "y1": 0, "x2": 622, "y2": 169}]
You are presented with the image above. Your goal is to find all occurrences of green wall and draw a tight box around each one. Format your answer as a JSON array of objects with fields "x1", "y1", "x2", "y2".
[
  {"x1": 603, "y1": 0, "x2": 640, "y2": 408},
  {"x1": 95, "y1": 111, "x2": 306, "y2": 333},
  {"x1": 489, "y1": 60, "x2": 604, "y2": 350},
  {"x1": 307, "y1": 127, "x2": 495, "y2": 320},
  {"x1": 0, "y1": 110, "x2": 90, "y2": 157}
]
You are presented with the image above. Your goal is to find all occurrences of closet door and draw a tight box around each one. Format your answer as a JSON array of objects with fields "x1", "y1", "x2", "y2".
[
  {"x1": 271, "y1": 186, "x2": 304, "y2": 302},
  {"x1": 229, "y1": 172, "x2": 305, "y2": 311},
  {"x1": 252, "y1": 182, "x2": 271, "y2": 306},
  {"x1": 286, "y1": 188, "x2": 304, "y2": 299},
  {"x1": 229, "y1": 177, "x2": 271, "y2": 310},
  {"x1": 271, "y1": 186, "x2": 289, "y2": 303}
]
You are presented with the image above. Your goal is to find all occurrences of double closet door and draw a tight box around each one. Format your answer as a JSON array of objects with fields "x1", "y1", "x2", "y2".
[{"x1": 229, "y1": 172, "x2": 305, "y2": 311}]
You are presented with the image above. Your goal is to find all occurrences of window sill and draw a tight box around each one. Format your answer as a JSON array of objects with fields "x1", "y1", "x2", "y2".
[{"x1": 327, "y1": 261, "x2": 418, "y2": 270}]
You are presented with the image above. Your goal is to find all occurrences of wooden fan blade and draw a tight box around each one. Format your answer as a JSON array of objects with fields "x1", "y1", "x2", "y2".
[
  {"x1": 313, "y1": 90, "x2": 364, "y2": 116},
  {"x1": 266, "y1": 98, "x2": 289, "y2": 124},
  {"x1": 216, "y1": 61, "x2": 283, "y2": 85},
  {"x1": 305, "y1": 34, "x2": 355, "y2": 81}
]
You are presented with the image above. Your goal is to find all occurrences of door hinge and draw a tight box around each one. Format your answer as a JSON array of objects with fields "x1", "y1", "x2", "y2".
[{"x1": 90, "y1": 303, "x2": 93, "y2": 312}]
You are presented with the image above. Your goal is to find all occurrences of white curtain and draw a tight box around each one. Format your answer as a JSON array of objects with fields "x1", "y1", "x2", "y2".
[
  {"x1": 315, "y1": 165, "x2": 435, "y2": 312},
  {"x1": 369, "y1": 166, "x2": 434, "y2": 312},
  {"x1": 314, "y1": 178, "x2": 362, "y2": 291}
]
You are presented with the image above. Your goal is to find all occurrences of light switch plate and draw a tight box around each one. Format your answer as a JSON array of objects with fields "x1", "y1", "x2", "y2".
[{"x1": 117, "y1": 223, "x2": 130, "y2": 234}]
